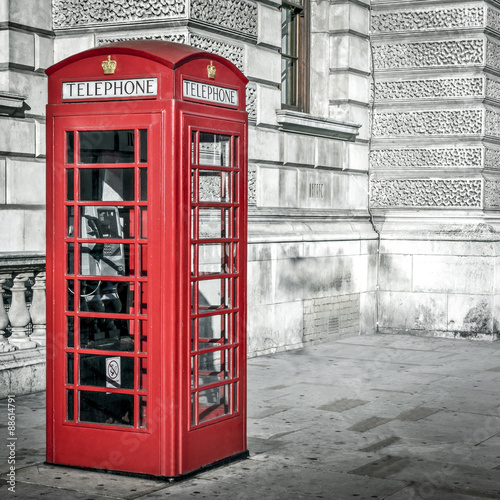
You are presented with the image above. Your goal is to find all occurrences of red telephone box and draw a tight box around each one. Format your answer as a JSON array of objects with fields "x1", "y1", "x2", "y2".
[{"x1": 45, "y1": 41, "x2": 248, "y2": 478}]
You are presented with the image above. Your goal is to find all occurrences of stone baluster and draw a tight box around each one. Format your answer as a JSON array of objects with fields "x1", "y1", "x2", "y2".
[
  {"x1": 0, "y1": 275, "x2": 16, "y2": 352},
  {"x1": 8, "y1": 272, "x2": 37, "y2": 350},
  {"x1": 30, "y1": 271, "x2": 46, "y2": 346}
]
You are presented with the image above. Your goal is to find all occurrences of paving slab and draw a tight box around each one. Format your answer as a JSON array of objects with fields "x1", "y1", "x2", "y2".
[{"x1": 3, "y1": 334, "x2": 500, "y2": 499}]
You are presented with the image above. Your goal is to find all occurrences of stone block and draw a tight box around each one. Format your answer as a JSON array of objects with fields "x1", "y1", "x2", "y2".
[
  {"x1": 315, "y1": 137, "x2": 344, "y2": 169},
  {"x1": 310, "y1": 32, "x2": 331, "y2": 116},
  {"x1": 249, "y1": 127, "x2": 280, "y2": 163},
  {"x1": 246, "y1": 45, "x2": 280, "y2": 84},
  {"x1": 0, "y1": 116, "x2": 35, "y2": 155},
  {"x1": 298, "y1": 169, "x2": 332, "y2": 209},
  {"x1": 257, "y1": 3, "x2": 280, "y2": 48},
  {"x1": 6, "y1": 158, "x2": 46, "y2": 204},
  {"x1": 247, "y1": 302, "x2": 303, "y2": 356},
  {"x1": 0, "y1": 31, "x2": 8, "y2": 65},
  {"x1": 329, "y1": 3, "x2": 350, "y2": 32},
  {"x1": 278, "y1": 168, "x2": 298, "y2": 208},
  {"x1": 303, "y1": 239, "x2": 361, "y2": 259},
  {"x1": 413, "y1": 255, "x2": 493, "y2": 295},
  {"x1": 360, "y1": 291, "x2": 377, "y2": 334},
  {"x1": 0, "y1": 2, "x2": 7, "y2": 22},
  {"x1": 8, "y1": 70, "x2": 48, "y2": 116},
  {"x1": 256, "y1": 85, "x2": 280, "y2": 127},
  {"x1": 256, "y1": 166, "x2": 280, "y2": 207},
  {"x1": 346, "y1": 172, "x2": 369, "y2": 209},
  {"x1": 36, "y1": 120, "x2": 46, "y2": 158},
  {"x1": 447, "y1": 295, "x2": 494, "y2": 335},
  {"x1": 247, "y1": 259, "x2": 274, "y2": 306},
  {"x1": 10, "y1": 0, "x2": 52, "y2": 30},
  {"x1": 283, "y1": 132, "x2": 315, "y2": 167},
  {"x1": 330, "y1": 34, "x2": 370, "y2": 74},
  {"x1": 329, "y1": 72, "x2": 370, "y2": 104},
  {"x1": 9, "y1": 30, "x2": 34, "y2": 68},
  {"x1": 347, "y1": 142, "x2": 369, "y2": 171},
  {"x1": 54, "y1": 35, "x2": 94, "y2": 64},
  {"x1": 379, "y1": 291, "x2": 448, "y2": 331},
  {"x1": 380, "y1": 239, "x2": 497, "y2": 257},
  {"x1": 379, "y1": 254, "x2": 413, "y2": 292},
  {"x1": 24, "y1": 208, "x2": 46, "y2": 252},
  {"x1": 36, "y1": 34, "x2": 54, "y2": 71},
  {"x1": 275, "y1": 254, "x2": 358, "y2": 302},
  {"x1": 311, "y1": 0, "x2": 329, "y2": 32},
  {"x1": 0, "y1": 209, "x2": 25, "y2": 252},
  {"x1": 0, "y1": 157, "x2": 5, "y2": 204}
]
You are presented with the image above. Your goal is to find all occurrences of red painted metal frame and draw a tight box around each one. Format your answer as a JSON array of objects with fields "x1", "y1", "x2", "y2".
[{"x1": 46, "y1": 41, "x2": 248, "y2": 478}]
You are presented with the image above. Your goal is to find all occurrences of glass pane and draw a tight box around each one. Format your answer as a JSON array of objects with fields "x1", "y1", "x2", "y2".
[
  {"x1": 139, "y1": 320, "x2": 148, "y2": 353},
  {"x1": 79, "y1": 354, "x2": 134, "y2": 389},
  {"x1": 67, "y1": 243, "x2": 74, "y2": 274},
  {"x1": 140, "y1": 358, "x2": 147, "y2": 390},
  {"x1": 80, "y1": 206, "x2": 133, "y2": 239},
  {"x1": 67, "y1": 316, "x2": 74, "y2": 348},
  {"x1": 281, "y1": 7, "x2": 298, "y2": 58},
  {"x1": 198, "y1": 278, "x2": 231, "y2": 310},
  {"x1": 67, "y1": 389, "x2": 74, "y2": 421},
  {"x1": 140, "y1": 168, "x2": 147, "y2": 201},
  {"x1": 67, "y1": 206, "x2": 74, "y2": 237},
  {"x1": 66, "y1": 169, "x2": 74, "y2": 201},
  {"x1": 79, "y1": 130, "x2": 134, "y2": 164},
  {"x1": 140, "y1": 208, "x2": 147, "y2": 238},
  {"x1": 199, "y1": 170, "x2": 230, "y2": 203},
  {"x1": 191, "y1": 131, "x2": 197, "y2": 165},
  {"x1": 80, "y1": 168, "x2": 134, "y2": 201},
  {"x1": 139, "y1": 282, "x2": 148, "y2": 314},
  {"x1": 198, "y1": 350, "x2": 229, "y2": 387},
  {"x1": 281, "y1": 56, "x2": 297, "y2": 106},
  {"x1": 233, "y1": 382, "x2": 238, "y2": 413},
  {"x1": 197, "y1": 243, "x2": 223, "y2": 275},
  {"x1": 79, "y1": 280, "x2": 134, "y2": 315},
  {"x1": 139, "y1": 129, "x2": 147, "y2": 163},
  {"x1": 79, "y1": 391, "x2": 134, "y2": 426},
  {"x1": 67, "y1": 353, "x2": 74, "y2": 384},
  {"x1": 139, "y1": 244, "x2": 148, "y2": 277},
  {"x1": 198, "y1": 208, "x2": 229, "y2": 239},
  {"x1": 198, "y1": 385, "x2": 230, "y2": 423},
  {"x1": 199, "y1": 133, "x2": 230, "y2": 166},
  {"x1": 79, "y1": 242, "x2": 130, "y2": 277},
  {"x1": 80, "y1": 317, "x2": 134, "y2": 351},
  {"x1": 67, "y1": 280, "x2": 74, "y2": 312},
  {"x1": 139, "y1": 395, "x2": 147, "y2": 428},
  {"x1": 66, "y1": 131, "x2": 74, "y2": 164},
  {"x1": 199, "y1": 314, "x2": 229, "y2": 349}
]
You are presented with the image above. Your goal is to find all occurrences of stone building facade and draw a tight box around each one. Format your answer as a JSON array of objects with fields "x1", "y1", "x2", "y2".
[{"x1": 1, "y1": 0, "x2": 499, "y2": 396}]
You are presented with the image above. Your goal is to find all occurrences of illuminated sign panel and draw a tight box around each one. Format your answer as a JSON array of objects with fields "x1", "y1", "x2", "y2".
[
  {"x1": 62, "y1": 78, "x2": 158, "y2": 99},
  {"x1": 183, "y1": 80, "x2": 238, "y2": 107}
]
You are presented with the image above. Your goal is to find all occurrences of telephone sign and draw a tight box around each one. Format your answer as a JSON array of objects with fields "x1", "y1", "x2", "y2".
[{"x1": 46, "y1": 41, "x2": 248, "y2": 479}]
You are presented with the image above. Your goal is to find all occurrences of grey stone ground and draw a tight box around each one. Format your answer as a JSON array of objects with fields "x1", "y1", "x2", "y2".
[{"x1": 2, "y1": 334, "x2": 500, "y2": 499}]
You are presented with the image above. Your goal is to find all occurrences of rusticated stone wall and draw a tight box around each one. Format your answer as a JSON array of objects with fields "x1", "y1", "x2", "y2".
[{"x1": 370, "y1": 0, "x2": 500, "y2": 338}]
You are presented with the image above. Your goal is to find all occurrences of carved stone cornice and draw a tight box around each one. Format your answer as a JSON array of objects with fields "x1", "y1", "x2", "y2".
[{"x1": 276, "y1": 110, "x2": 360, "y2": 141}]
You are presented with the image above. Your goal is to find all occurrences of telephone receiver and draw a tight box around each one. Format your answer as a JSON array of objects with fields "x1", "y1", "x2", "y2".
[{"x1": 81, "y1": 206, "x2": 126, "y2": 277}]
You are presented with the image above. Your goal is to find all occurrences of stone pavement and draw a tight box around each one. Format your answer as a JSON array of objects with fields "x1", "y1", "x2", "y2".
[{"x1": 3, "y1": 334, "x2": 500, "y2": 499}]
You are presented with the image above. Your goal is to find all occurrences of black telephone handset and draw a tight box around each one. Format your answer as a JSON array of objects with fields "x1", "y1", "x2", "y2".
[{"x1": 81, "y1": 207, "x2": 126, "y2": 277}]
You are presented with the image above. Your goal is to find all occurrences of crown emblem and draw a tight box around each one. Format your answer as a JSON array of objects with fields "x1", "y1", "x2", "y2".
[
  {"x1": 207, "y1": 61, "x2": 216, "y2": 79},
  {"x1": 102, "y1": 55, "x2": 117, "y2": 75}
]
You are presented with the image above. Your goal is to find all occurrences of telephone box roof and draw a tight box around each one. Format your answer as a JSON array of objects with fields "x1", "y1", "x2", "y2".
[{"x1": 46, "y1": 40, "x2": 248, "y2": 83}]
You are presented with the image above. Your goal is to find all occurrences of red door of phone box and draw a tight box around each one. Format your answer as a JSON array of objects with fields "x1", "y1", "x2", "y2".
[{"x1": 45, "y1": 41, "x2": 248, "y2": 478}]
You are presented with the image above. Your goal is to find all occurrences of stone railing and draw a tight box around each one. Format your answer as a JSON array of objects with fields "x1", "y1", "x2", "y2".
[{"x1": 0, "y1": 256, "x2": 46, "y2": 353}]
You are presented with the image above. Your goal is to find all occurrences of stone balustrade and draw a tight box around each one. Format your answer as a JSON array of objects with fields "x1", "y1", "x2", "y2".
[
  {"x1": 0, "y1": 270, "x2": 46, "y2": 351},
  {"x1": 0, "y1": 256, "x2": 46, "y2": 398}
]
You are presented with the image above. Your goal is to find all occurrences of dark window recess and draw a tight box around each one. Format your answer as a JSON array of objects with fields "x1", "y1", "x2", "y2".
[{"x1": 281, "y1": 1, "x2": 310, "y2": 112}]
